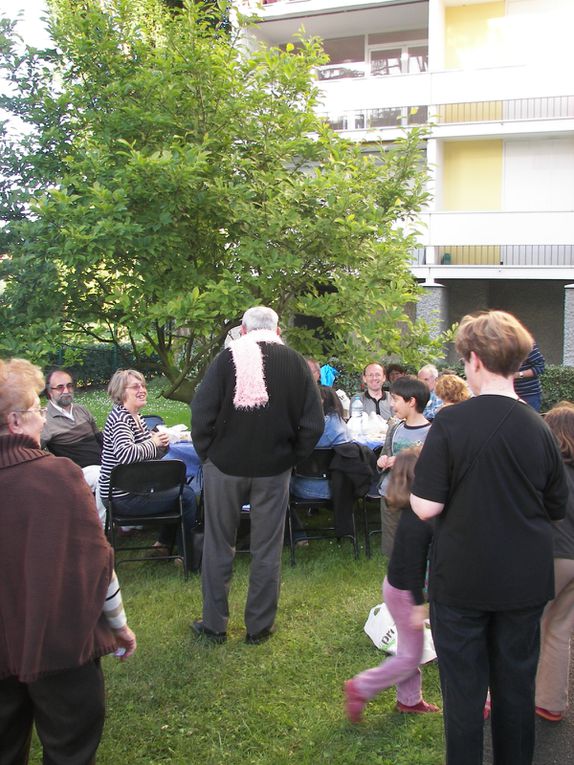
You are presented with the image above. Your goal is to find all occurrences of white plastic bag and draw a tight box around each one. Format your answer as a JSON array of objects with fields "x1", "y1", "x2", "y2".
[{"x1": 364, "y1": 602, "x2": 437, "y2": 664}]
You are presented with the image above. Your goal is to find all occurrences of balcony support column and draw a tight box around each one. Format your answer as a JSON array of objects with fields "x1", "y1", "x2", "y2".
[
  {"x1": 563, "y1": 285, "x2": 574, "y2": 366},
  {"x1": 416, "y1": 280, "x2": 448, "y2": 337}
]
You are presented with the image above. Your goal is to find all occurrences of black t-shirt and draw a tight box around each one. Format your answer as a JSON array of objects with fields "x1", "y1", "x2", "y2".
[
  {"x1": 387, "y1": 505, "x2": 434, "y2": 605},
  {"x1": 412, "y1": 395, "x2": 567, "y2": 610}
]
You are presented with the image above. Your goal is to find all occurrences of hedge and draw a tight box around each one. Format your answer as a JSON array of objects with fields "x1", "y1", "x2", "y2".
[{"x1": 47, "y1": 344, "x2": 161, "y2": 388}]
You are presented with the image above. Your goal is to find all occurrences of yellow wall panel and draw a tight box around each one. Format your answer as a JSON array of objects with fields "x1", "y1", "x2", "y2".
[
  {"x1": 445, "y1": 2, "x2": 505, "y2": 70},
  {"x1": 443, "y1": 141, "x2": 502, "y2": 211}
]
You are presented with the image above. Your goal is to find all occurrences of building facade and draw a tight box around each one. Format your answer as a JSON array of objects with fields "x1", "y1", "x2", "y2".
[{"x1": 237, "y1": 0, "x2": 574, "y2": 363}]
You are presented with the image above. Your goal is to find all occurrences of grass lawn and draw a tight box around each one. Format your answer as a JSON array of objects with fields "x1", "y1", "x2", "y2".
[{"x1": 34, "y1": 380, "x2": 445, "y2": 764}]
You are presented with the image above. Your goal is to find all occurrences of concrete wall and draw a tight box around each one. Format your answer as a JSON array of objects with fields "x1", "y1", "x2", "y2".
[{"x1": 441, "y1": 279, "x2": 566, "y2": 364}]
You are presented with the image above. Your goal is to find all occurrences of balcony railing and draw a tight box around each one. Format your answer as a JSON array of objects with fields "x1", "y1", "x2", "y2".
[
  {"x1": 414, "y1": 245, "x2": 574, "y2": 267},
  {"x1": 322, "y1": 105, "x2": 428, "y2": 131},
  {"x1": 321, "y1": 95, "x2": 574, "y2": 132}
]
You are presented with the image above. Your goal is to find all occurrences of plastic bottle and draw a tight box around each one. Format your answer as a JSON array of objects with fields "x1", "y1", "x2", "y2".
[{"x1": 348, "y1": 394, "x2": 364, "y2": 436}]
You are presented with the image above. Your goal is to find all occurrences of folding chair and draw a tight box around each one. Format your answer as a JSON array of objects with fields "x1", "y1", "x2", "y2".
[
  {"x1": 287, "y1": 448, "x2": 359, "y2": 565},
  {"x1": 107, "y1": 459, "x2": 190, "y2": 579},
  {"x1": 142, "y1": 414, "x2": 165, "y2": 430},
  {"x1": 361, "y1": 445, "x2": 384, "y2": 558}
]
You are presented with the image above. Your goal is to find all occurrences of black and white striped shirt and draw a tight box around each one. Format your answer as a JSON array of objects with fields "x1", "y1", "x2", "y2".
[{"x1": 99, "y1": 404, "x2": 160, "y2": 502}]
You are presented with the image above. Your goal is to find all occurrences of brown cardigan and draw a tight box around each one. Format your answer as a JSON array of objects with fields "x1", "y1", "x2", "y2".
[{"x1": 0, "y1": 434, "x2": 116, "y2": 682}]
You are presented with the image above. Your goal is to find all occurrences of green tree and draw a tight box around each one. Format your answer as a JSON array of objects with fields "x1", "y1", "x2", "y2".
[{"x1": 0, "y1": 0, "x2": 446, "y2": 402}]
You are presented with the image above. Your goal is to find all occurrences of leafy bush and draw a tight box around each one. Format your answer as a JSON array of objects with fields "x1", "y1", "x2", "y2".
[
  {"x1": 47, "y1": 344, "x2": 161, "y2": 387},
  {"x1": 541, "y1": 365, "x2": 574, "y2": 412}
]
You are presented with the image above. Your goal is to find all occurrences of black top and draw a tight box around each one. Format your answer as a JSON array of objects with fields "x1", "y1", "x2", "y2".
[
  {"x1": 192, "y1": 342, "x2": 324, "y2": 477},
  {"x1": 387, "y1": 505, "x2": 434, "y2": 605},
  {"x1": 412, "y1": 395, "x2": 567, "y2": 610},
  {"x1": 553, "y1": 464, "x2": 574, "y2": 560}
]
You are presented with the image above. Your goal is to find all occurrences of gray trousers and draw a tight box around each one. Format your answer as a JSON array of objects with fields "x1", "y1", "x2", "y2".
[{"x1": 201, "y1": 460, "x2": 291, "y2": 635}]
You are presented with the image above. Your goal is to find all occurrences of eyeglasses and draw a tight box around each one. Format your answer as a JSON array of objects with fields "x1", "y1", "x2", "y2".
[
  {"x1": 50, "y1": 383, "x2": 74, "y2": 392},
  {"x1": 126, "y1": 383, "x2": 147, "y2": 391},
  {"x1": 13, "y1": 407, "x2": 48, "y2": 417}
]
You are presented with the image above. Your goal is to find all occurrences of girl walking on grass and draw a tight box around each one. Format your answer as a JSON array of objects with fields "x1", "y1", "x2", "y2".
[{"x1": 344, "y1": 446, "x2": 439, "y2": 723}]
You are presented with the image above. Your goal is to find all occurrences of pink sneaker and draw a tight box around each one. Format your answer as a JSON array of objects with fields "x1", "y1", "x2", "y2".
[
  {"x1": 344, "y1": 679, "x2": 366, "y2": 724},
  {"x1": 396, "y1": 699, "x2": 440, "y2": 714},
  {"x1": 483, "y1": 693, "x2": 491, "y2": 720},
  {"x1": 535, "y1": 706, "x2": 564, "y2": 722}
]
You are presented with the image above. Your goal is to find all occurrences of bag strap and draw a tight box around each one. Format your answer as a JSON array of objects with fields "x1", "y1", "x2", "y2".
[{"x1": 447, "y1": 398, "x2": 520, "y2": 503}]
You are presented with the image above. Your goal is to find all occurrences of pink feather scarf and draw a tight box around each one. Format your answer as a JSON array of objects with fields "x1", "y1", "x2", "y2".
[{"x1": 230, "y1": 329, "x2": 284, "y2": 410}]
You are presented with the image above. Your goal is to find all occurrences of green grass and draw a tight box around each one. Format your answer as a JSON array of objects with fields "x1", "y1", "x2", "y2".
[
  {"x1": 93, "y1": 547, "x2": 443, "y2": 765},
  {"x1": 32, "y1": 382, "x2": 445, "y2": 764}
]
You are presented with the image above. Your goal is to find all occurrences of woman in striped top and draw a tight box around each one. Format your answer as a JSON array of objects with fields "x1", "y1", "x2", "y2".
[{"x1": 99, "y1": 369, "x2": 197, "y2": 557}]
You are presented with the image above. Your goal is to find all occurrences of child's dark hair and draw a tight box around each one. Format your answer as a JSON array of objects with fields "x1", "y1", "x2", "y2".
[
  {"x1": 390, "y1": 376, "x2": 430, "y2": 414},
  {"x1": 385, "y1": 446, "x2": 422, "y2": 510},
  {"x1": 544, "y1": 405, "x2": 574, "y2": 466},
  {"x1": 319, "y1": 385, "x2": 343, "y2": 418}
]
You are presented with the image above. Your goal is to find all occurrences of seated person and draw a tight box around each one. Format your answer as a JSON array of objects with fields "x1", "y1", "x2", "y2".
[
  {"x1": 42, "y1": 368, "x2": 102, "y2": 468},
  {"x1": 377, "y1": 376, "x2": 431, "y2": 556},
  {"x1": 359, "y1": 363, "x2": 392, "y2": 420},
  {"x1": 305, "y1": 358, "x2": 321, "y2": 384},
  {"x1": 434, "y1": 374, "x2": 471, "y2": 409},
  {"x1": 384, "y1": 363, "x2": 407, "y2": 390},
  {"x1": 417, "y1": 364, "x2": 443, "y2": 421},
  {"x1": 99, "y1": 369, "x2": 197, "y2": 565},
  {"x1": 291, "y1": 385, "x2": 350, "y2": 500},
  {"x1": 42, "y1": 367, "x2": 106, "y2": 522}
]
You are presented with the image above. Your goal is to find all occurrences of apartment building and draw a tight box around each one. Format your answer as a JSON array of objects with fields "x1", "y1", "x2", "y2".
[{"x1": 237, "y1": 0, "x2": 574, "y2": 363}]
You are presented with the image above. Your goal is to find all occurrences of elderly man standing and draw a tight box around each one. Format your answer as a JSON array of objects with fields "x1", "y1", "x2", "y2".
[
  {"x1": 417, "y1": 364, "x2": 443, "y2": 421},
  {"x1": 191, "y1": 306, "x2": 324, "y2": 644}
]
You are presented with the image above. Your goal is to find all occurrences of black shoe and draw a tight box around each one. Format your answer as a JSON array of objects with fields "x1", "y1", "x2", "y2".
[
  {"x1": 191, "y1": 620, "x2": 227, "y2": 644},
  {"x1": 245, "y1": 627, "x2": 275, "y2": 645}
]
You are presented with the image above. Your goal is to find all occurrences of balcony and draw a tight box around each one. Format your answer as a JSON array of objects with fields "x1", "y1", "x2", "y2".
[
  {"x1": 320, "y1": 94, "x2": 574, "y2": 136},
  {"x1": 412, "y1": 245, "x2": 574, "y2": 267}
]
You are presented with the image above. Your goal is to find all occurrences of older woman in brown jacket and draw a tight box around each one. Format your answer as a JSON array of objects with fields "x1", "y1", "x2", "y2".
[{"x1": 0, "y1": 358, "x2": 136, "y2": 765}]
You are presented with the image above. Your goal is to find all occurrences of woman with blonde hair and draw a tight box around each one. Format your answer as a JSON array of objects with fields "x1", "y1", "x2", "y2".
[
  {"x1": 434, "y1": 373, "x2": 471, "y2": 408},
  {"x1": 0, "y1": 358, "x2": 136, "y2": 763},
  {"x1": 99, "y1": 368, "x2": 196, "y2": 562}
]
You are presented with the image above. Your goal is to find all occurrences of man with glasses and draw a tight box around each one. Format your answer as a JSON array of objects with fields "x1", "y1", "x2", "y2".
[{"x1": 42, "y1": 369, "x2": 105, "y2": 519}]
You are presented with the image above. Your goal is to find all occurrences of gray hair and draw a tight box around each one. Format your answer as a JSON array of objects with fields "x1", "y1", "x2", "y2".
[
  {"x1": 107, "y1": 369, "x2": 146, "y2": 404},
  {"x1": 241, "y1": 306, "x2": 279, "y2": 332},
  {"x1": 418, "y1": 364, "x2": 439, "y2": 380}
]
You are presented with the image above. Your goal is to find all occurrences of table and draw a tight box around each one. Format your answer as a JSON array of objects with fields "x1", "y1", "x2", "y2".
[{"x1": 164, "y1": 442, "x2": 202, "y2": 492}]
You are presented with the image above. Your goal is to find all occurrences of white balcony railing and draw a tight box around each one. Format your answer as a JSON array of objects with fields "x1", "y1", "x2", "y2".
[{"x1": 411, "y1": 245, "x2": 574, "y2": 267}]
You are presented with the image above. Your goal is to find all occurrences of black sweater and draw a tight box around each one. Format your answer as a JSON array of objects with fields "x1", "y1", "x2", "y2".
[{"x1": 191, "y1": 342, "x2": 324, "y2": 477}]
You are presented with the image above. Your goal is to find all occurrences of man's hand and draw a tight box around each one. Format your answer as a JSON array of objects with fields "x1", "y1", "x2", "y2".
[{"x1": 410, "y1": 604, "x2": 427, "y2": 630}]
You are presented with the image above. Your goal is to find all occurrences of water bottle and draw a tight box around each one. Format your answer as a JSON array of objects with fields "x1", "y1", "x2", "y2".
[{"x1": 348, "y1": 394, "x2": 364, "y2": 436}]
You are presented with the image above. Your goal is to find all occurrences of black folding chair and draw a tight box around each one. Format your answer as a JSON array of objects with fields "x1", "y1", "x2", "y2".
[
  {"x1": 361, "y1": 445, "x2": 384, "y2": 558},
  {"x1": 287, "y1": 448, "x2": 359, "y2": 565},
  {"x1": 107, "y1": 459, "x2": 190, "y2": 579},
  {"x1": 142, "y1": 414, "x2": 165, "y2": 431}
]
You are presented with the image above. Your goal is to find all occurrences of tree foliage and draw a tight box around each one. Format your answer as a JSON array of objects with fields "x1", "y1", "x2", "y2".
[{"x1": 0, "y1": 0, "x2": 447, "y2": 401}]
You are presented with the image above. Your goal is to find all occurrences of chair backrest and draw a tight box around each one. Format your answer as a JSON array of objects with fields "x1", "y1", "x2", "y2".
[
  {"x1": 142, "y1": 414, "x2": 165, "y2": 430},
  {"x1": 294, "y1": 448, "x2": 335, "y2": 479},
  {"x1": 109, "y1": 460, "x2": 186, "y2": 499}
]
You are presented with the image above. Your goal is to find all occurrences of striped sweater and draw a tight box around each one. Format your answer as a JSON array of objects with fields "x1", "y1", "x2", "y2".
[{"x1": 99, "y1": 403, "x2": 161, "y2": 502}]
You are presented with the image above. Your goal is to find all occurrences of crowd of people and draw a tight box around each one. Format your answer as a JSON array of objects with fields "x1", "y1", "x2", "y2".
[{"x1": 1, "y1": 305, "x2": 570, "y2": 765}]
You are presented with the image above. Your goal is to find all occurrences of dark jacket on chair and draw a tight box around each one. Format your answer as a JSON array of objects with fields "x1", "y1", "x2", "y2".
[{"x1": 330, "y1": 443, "x2": 377, "y2": 536}]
